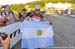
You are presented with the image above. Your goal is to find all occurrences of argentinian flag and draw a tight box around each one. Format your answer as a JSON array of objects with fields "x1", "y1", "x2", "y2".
[{"x1": 20, "y1": 20, "x2": 54, "y2": 49}]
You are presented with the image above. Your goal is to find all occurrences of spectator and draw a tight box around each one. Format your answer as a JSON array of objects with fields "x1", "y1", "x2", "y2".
[
  {"x1": 31, "y1": 10, "x2": 43, "y2": 21},
  {"x1": 0, "y1": 8, "x2": 2, "y2": 19},
  {"x1": 0, "y1": 34, "x2": 10, "y2": 49},
  {"x1": 0, "y1": 8, "x2": 5, "y2": 27},
  {"x1": 18, "y1": 8, "x2": 27, "y2": 22},
  {"x1": 0, "y1": 8, "x2": 3, "y2": 26},
  {"x1": 2, "y1": 5, "x2": 17, "y2": 25},
  {"x1": 26, "y1": 10, "x2": 34, "y2": 17},
  {"x1": 26, "y1": 9, "x2": 49, "y2": 22}
]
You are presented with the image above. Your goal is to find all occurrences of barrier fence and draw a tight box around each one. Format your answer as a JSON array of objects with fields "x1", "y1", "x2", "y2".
[{"x1": 0, "y1": 22, "x2": 21, "y2": 49}]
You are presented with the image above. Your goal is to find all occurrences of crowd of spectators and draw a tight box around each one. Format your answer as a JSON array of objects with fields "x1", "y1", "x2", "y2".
[
  {"x1": 0, "y1": 5, "x2": 48, "y2": 27},
  {"x1": 0, "y1": 5, "x2": 49, "y2": 49}
]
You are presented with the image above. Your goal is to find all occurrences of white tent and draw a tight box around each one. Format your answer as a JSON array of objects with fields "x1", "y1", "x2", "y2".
[
  {"x1": 45, "y1": 2, "x2": 72, "y2": 10},
  {"x1": 45, "y1": 2, "x2": 53, "y2": 8},
  {"x1": 64, "y1": 3, "x2": 71, "y2": 9},
  {"x1": 53, "y1": 3, "x2": 63, "y2": 9},
  {"x1": 0, "y1": 0, "x2": 36, "y2": 5}
]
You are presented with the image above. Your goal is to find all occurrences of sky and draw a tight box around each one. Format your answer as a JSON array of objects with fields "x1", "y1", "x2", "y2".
[{"x1": 0, "y1": 0, "x2": 36, "y2": 5}]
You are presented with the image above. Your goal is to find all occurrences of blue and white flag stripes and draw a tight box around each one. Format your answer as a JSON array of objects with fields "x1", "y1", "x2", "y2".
[{"x1": 20, "y1": 20, "x2": 54, "y2": 49}]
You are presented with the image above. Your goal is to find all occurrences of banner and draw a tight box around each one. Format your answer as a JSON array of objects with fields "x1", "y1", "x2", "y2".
[{"x1": 20, "y1": 20, "x2": 54, "y2": 49}]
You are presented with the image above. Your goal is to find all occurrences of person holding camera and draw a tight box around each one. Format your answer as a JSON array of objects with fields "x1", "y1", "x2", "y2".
[{"x1": 0, "y1": 34, "x2": 10, "y2": 49}]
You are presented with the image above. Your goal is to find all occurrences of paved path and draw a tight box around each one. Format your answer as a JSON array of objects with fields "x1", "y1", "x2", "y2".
[{"x1": 45, "y1": 14, "x2": 75, "y2": 47}]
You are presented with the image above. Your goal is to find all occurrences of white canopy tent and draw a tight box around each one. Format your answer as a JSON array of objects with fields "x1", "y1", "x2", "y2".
[
  {"x1": 45, "y1": 2, "x2": 72, "y2": 10},
  {"x1": 45, "y1": 2, "x2": 53, "y2": 8},
  {"x1": 45, "y1": 2, "x2": 72, "y2": 14},
  {"x1": 0, "y1": 0, "x2": 36, "y2": 5}
]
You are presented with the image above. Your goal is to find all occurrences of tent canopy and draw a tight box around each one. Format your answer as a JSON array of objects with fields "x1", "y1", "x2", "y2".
[{"x1": 46, "y1": 2, "x2": 71, "y2": 10}]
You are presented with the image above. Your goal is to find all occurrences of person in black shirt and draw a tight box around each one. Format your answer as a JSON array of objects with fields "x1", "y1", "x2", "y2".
[
  {"x1": 26, "y1": 9, "x2": 49, "y2": 22},
  {"x1": 18, "y1": 8, "x2": 27, "y2": 22}
]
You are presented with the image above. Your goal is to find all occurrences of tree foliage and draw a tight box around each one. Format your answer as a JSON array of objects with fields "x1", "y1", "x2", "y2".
[
  {"x1": 10, "y1": 1, "x2": 45, "y2": 13},
  {"x1": 10, "y1": 0, "x2": 75, "y2": 13},
  {"x1": 39, "y1": 0, "x2": 75, "y2": 3}
]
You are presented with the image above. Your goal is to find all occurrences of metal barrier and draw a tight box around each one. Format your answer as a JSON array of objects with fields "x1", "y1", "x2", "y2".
[{"x1": 0, "y1": 22, "x2": 22, "y2": 49}]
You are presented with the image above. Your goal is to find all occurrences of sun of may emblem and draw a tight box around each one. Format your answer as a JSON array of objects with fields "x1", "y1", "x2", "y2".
[{"x1": 37, "y1": 29, "x2": 43, "y2": 36}]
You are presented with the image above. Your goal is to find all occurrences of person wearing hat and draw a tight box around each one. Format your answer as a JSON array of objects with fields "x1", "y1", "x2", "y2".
[{"x1": 26, "y1": 5, "x2": 49, "y2": 22}]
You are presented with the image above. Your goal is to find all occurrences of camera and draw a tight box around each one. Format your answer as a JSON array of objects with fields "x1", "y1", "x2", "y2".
[
  {"x1": 0, "y1": 32, "x2": 7, "y2": 40},
  {"x1": 0, "y1": 32, "x2": 7, "y2": 46}
]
